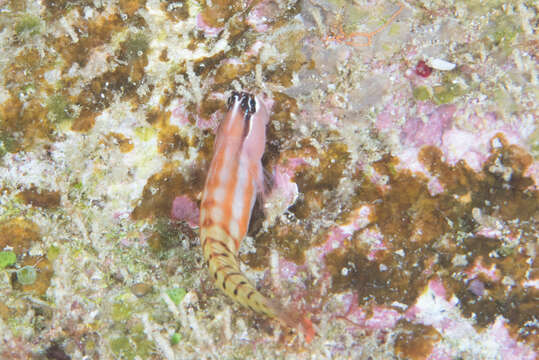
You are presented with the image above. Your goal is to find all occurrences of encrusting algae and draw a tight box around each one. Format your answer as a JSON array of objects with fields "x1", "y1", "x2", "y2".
[{"x1": 0, "y1": 0, "x2": 537, "y2": 358}]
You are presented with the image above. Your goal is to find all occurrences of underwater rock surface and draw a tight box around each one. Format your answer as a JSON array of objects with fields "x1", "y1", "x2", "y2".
[{"x1": 0, "y1": 0, "x2": 536, "y2": 358}]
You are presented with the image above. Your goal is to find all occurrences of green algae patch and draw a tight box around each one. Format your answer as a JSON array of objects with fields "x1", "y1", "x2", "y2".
[
  {"x1": 119, "y1": 33, "x2": 150, "y2": 62},
  {"x1": 170, "y1": 332, "x2": 182, "y2": 345},
  {"x1": 12, "y1": 257, "x2": 54, "y2": 294},
  {"x1": 46, "y1": 245, "x2": 60, "y2": 262},
  {"x1": 0, "y1": 251, "x2": 16, "y2": 270},
  {"x1": 110, "y1": 324, "x2": 154, "y2": 360},
  {"x1": 134, "y1": 126, "x2": 157, "y2": 141},
  {"x1": 47, "y1": 94, "x2": 73, "y2": 124},
  {"x1": 530, "y1": 128, "x2": 539, "y2": 160},
  {"x1": 16, "y1": 265, "x2": 37, "y2": 285},
  {"x1": 488, "y1": 15, "x2": 521, "y2": 49},
  {"x1": 413, "y1": 86, "x2": 432, "y2": 102},
  {"x1": 432, "y1": 72, "x2": 467, "y2": 105},
  {"x1": 112, "y1": 302, "x2": 133, "y2": 322},
  {"x1": 0, "y1": 131, "x2": 18, "y2": 156},
  {"x1": 433, "y1": 83, "x2": 463, "y2": 104},
  {"x1": 15, "y1": 15, "x2": 42, "y2": 36},
  {"x1": 167, "y1": 287, "x2": 186, "y2": 305},
  {"x1": 110, "y1": 336, "x2": 131, "y2": 357},
  {"x1": 167, "y1": 288, "x2": 187, "y2": 305}
]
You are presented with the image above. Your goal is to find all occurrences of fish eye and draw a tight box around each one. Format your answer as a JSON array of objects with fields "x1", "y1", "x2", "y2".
[
  {"x1": 248, "y1": 96, "x2": 256, "y2": 114},
  {"x1": 239, "y1": 93, "x2": 256, "y2": 116},
  {"x1": 227, "y1": 91, "x2": 241, "y2": 109}
]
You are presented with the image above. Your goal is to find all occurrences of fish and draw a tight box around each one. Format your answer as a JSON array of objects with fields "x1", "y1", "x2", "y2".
[{"x1": 199, "y1": 91, "x2": 315, "y2": 342}]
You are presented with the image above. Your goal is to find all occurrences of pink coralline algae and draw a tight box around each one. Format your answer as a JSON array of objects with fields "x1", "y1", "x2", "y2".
[
  {"x1": 263, "y1": 157, "x2": 306, "y2": 225},
  {"x1": 268, "y1": 164, "x2": 300, "y2": 204},
  {"x1": 278, "y1": 257, "x2": 300, "y2": 279},
  {"x1": 196, "y1": 108, "x2": 222, "y2": 130},
  {"x1": 467, "y1": 278, "x2": 486, "y2": 297},
  {"x1": 267, "y1": 159, "x2": 306, "y2": 202},
  {"x1": 346, "y1": 305, "x2": 402, "y2": 331},
  {"x1": 196, "y1": 14, "x2": 223, "y2": 36},
  {"x1": 440, "y1": 111, "x2": 531, "y2": 172},
  {"x1": 401, "y1": 104, "x2": 456, "y2": 148},
  {"x1": 465, "y1": 258, "x2": 500, "y2": 282},
  {"x1": 314, "y1": 205, "x2": 373, "y2": 260},
  {"x1": 336, "y1": 292, "x2": 402, "y2": 331},
  {"x1": 170, "y1": 100, "x2": 190, "y2": 127},
  {"x1": 361, "y1": 228, "x2": 387, "y2": 261},
  {"x1": 170, "y1": 195, "x2": 200, "y2": 228},
  {"x1": 440, "y1": 127, "x2": 486, "y2": 171},
  {"x1": 487, "y1": 318, "x2": 537, "y2": 360},
  {"x1": 405, "y1": 279, "x2": 536, "y2": 359},
  {"x1": 246, "y1": 1, "x2": 272, "y2": 32}
]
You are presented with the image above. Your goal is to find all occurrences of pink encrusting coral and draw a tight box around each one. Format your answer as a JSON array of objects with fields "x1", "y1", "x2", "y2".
[
  {"x1": 263, "y1": 157, "x2": 307, "y2": 222},
  {"x1": 313, "y1": 205, "x2": 374, "y2": 260},
  {"x1": 487, "y1": 318, "x2": 537, "y2": 360},
  {"x1": 401, "y1": 104, "x2": 456, "y2": 148},
  {"x1": 245, "y1": 1, "x2": 272, "y2": 32},
  {"x1": 170, "y1": 195, "x2": 200, "y2": 228},
  {"x1": 196, "y1": 13, "x2": 223, "y2": 36},
  {"x1": 170, "y1": 100, "x2": 191, "y2": 127},
  {"x1": 464, "y1": 258, "x2": 500, "y2": 282},
  {"x1": 340, "y1": 301, "x2": 402, "y2": 332}
]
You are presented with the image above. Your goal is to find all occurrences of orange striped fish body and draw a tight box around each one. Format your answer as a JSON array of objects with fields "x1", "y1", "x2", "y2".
[{"x1": 200, "y1": 91, "x2": 314, "y2": 341}]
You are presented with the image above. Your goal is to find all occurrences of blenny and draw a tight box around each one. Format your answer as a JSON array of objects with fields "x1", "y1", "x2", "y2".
[{"x1": 200, "y1": 91, "x2": 314, "y2": 342}]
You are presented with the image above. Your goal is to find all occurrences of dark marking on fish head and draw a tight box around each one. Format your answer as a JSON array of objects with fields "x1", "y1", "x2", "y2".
[
  {"x1": 227, "y1": 91, "x2": 241, "y2": 110},
  {"x1": 240, "y1": 94, "x2": 256, "y2": 138},
  {"x1": 240, "y1": 93, "x2": 256, "y2": 116}
]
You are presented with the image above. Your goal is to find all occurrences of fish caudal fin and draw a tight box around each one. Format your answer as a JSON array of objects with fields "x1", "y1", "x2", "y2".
[
  {"x1": 299, "y1": 315, "x2": 315, "y2": 343},
  {"x1": 266, "y1": 298, "x2": 316, "y2": 343}
]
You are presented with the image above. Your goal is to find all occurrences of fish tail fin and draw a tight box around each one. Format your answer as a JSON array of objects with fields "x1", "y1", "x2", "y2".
[
  {"x1": 299, "y1": 315, "x2": 315, "y2": 343},
  {"x1": 266, "y1": 298, "x2": 316, "y2": 343}
]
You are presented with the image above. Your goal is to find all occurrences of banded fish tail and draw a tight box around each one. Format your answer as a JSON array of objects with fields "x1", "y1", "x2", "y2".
[
  {"x1": 202, "y1": 232, "x2": 277, "y2": 318},
  {"x1": 202, "y1": 229, "x2": 315, "y2": 342}
]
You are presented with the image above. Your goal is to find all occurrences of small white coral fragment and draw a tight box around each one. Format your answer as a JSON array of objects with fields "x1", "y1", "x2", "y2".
[{"x1": 428, "y1": 58, "x2": 456, "y2": 71}]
